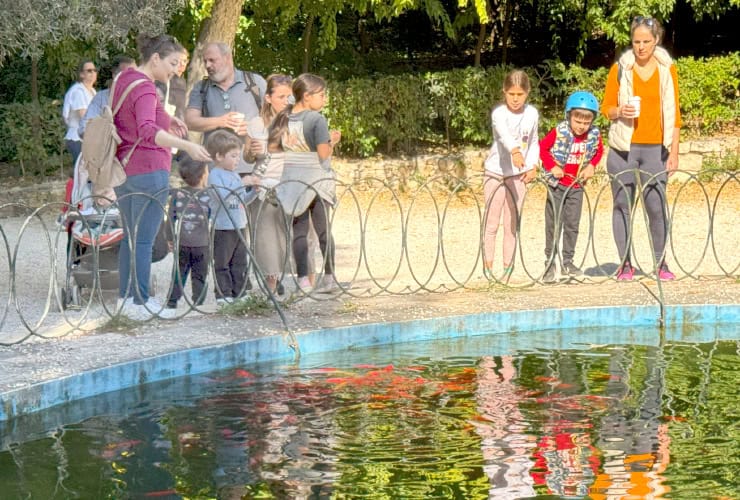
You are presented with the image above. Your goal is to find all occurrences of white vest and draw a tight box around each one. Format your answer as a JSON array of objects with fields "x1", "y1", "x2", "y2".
[{"x1": 607, "y1": 46, "x2": 676, "y2": 152}]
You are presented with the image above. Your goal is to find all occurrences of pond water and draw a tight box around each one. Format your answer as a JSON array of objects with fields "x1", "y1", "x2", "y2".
[{"x1": 1, "y1": 326, "x2": 738, "y2": 499}]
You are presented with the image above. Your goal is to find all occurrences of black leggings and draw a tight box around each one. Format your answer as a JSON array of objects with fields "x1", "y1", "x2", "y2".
[
  {"x1": 292, "y1": 197, "x2": 334, "y2": 278},
  {"x1": 607, "y1": 144, "x2": 669, "y2": 265}
]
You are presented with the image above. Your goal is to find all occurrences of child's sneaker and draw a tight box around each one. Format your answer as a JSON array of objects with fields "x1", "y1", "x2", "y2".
[
  {"x1": 562, "y1": 262, "x2": 583, "y2": 277},
  {"x1": 616, "y1": 262, "x2": 635, "y2": 281},
  {"x1": 315, "y1": 274, "x2": 340, "y2": 293},
  {"x1": 297, "y1": 276, "x2": 313, "y2": 293},
  {"x1": 542, "y1": 264, "x2": 557, "y2": 284},
  {"x1": 657, "y1": 263, "x2": 675, "y2": 281}
]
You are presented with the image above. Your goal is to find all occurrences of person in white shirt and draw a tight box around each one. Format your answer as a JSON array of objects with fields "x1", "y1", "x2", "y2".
[
  {"x1": 62, "y1": 59, "x2": 97, "y2": 164},
  {"x1": 482, "y1": 69, "x2": 539, "y2": 281}
]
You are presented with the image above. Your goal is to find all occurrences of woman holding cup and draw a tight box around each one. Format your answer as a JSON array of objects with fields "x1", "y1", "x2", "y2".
[
  {"x1": 243, "y1": 74, "x2": 293, "y2": 294},
  {"x1": 601, "y1": 16, "x2": 681, "y2": 281}
]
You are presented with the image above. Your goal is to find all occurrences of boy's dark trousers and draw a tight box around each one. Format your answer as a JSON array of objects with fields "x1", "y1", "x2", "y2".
[
  {"x1": 213, "y1": 229, "x2": 248, "y2": 299},
  {"x1": 544, "y1": 184, "x2": 584, "y2": 266},
  {"x1": 167, "y1": 245, "x2": 210, "y2": 307}
]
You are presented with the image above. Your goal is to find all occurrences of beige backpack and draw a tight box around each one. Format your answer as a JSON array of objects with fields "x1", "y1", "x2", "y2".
[{"x1": 81, "y1": 76, "x2": 147, "y2": 197}]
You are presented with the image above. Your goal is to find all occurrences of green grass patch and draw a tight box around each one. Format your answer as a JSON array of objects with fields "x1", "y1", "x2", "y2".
[{"x1": 218, "y1": 295, "x2": 274, "y2": 316}]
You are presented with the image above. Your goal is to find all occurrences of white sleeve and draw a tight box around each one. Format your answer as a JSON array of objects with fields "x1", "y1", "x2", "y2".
[
  {"x1": 491, "y1": 107, "x2": 519, "y2": 152},
  {"x1": 524, "y1": 108, "x2": 540, "y2": 170}
]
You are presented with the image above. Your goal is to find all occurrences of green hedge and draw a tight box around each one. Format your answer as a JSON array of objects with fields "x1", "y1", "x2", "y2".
[
  {"x1": 0, "y1": 99, "x2": 66, "y2": 175},
  {"x1": 326, "y1": 53, "x2": 740, "y2": 157},
  {"x1": 0, "y1": 54, "x2": 737, "y2": 169}
]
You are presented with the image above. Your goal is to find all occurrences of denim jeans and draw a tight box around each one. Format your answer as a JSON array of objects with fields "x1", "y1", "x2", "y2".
[{"x1": 114, "y1": 170, "x2": 169, "y2": 304}]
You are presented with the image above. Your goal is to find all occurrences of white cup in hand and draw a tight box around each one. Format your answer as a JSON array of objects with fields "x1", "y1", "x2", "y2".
[
  {"x1": 628, "y1": 96, "x2": 641, "y2": 118},
  {"x1": 251, "y1": 130, "x2": 268, "y2": 156}
]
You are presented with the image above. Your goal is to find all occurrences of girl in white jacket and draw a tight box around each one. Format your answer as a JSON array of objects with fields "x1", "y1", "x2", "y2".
[{"x1": 483, "y1": 70, "x2": 539, "y2": 280}]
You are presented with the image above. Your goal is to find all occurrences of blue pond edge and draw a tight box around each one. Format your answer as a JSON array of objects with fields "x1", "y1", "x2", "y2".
[{"x1": 1, "y1": 303, "x2": 739, "y2": 422}]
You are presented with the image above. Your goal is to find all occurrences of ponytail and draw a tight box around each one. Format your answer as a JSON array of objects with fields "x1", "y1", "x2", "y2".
[{"x1": 268, "y1": 103, "x2": 293, "y2": 148}]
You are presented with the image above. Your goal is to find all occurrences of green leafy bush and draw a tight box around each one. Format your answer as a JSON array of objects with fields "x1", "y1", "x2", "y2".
[
  {"x1": 676, "y1": 54, "x2": 740, "y2": 133},
  {"x1": 0, "y1": 99, "x2": 66, "y2": 175},
  {"x1": 325, "y1": 53, "x2": 738, "y2": 157}
]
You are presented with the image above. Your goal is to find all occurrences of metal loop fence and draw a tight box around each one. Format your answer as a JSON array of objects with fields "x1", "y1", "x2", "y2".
[{"x1": 1, "y1": 168, "x2": 738, "y2": 344}]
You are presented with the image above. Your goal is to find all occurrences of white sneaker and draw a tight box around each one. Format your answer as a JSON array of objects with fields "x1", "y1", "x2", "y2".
[
  {"x1": 141, "y1": 298, "x2": 178, "y2": 319},
  {"x1": 315, "y1": 274, "x2": 340, "y2": 293},
  {"x1": 216, "y1": 297, "x2": 234, "y2": 307},
  {"x1": 297, "y1": 276, "x2": 313, "y2": 293},
  {"x1": 119, "y1": 300, "x2": 152, "y2": 321},
  {"x1": 116, "y1": 297, "x2": 134, "y2": 310}
]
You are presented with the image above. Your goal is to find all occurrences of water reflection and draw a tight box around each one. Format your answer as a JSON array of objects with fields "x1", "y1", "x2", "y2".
[{"x1": 1, "y1": 336, "x2": 738, "y2": 498}]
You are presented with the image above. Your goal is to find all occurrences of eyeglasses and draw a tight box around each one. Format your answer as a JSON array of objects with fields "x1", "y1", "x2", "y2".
[
  {"x1": 633, "y1": 16, "x2": 655, "y2": 27},
  {"x1": 83, "y1": 68, "x2": 97, "y2": 73}
]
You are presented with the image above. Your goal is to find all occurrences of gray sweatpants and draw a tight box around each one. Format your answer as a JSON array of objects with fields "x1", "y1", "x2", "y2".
[{"x1": 606, "y1": 144, "x2": 669, "y2": 265}]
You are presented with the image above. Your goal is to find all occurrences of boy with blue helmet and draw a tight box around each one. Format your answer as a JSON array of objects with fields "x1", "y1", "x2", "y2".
[{"x1": 539, "y1": 91, "x2": 604, "y2": 283}]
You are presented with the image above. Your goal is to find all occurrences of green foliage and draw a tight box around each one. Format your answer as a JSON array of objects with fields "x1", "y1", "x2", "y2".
[
  {"x1": 218, "y1": 294, "x2": 273, "y2": 316},
  {"x1": 698, "y1": 152, "x2": 740, "y2": 183},
  {"x1": 324, "y1": 54, "x2": 739, "y2": 157},
  {"x1": 676, "y1": 53, "x2": 740, "y2": 133},
  {"x1": 0, "y1": 99, "x2": 66, "y2": 175}
]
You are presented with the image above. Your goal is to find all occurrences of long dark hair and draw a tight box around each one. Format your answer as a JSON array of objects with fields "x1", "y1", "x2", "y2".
[
  {"x1": 268, "y1": 73, "x2": 326, "y2": 147},
  {"x1": 136, "y1": 34, "x2": 183, "y2": 63}
]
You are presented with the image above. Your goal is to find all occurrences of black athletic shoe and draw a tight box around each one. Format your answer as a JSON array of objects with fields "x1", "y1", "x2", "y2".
[
  {"x1": 542, "y1": 264, "x2": 557, "y2": 284},
  {"x1": 276, "y1": 281, "x2": 285, "y2": 295},
  {"x1": 562, "y1": 262, "x2": 583, "y2": 277}
]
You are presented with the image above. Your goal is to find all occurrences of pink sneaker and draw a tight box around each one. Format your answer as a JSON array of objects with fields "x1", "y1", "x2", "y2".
[
  {"x1": 657, "y1": 264, "x2": 675, "y2": 281},
  {"x1": 617, "y1": 263, "x2": 634, "y2": 281}
]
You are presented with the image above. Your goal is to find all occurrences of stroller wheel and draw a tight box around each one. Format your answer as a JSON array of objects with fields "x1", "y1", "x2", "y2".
[
  {"x1": 61, "y1": 284, "x2": 82, "y2": 310},
  {"x1": 70, "y1": 284, "x2": 81, "y2": 307}
]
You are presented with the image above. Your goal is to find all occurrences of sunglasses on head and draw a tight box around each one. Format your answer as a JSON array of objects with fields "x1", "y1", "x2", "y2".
[{"x1": 633, "y1": 16, "x2": 655, "y2": 27}]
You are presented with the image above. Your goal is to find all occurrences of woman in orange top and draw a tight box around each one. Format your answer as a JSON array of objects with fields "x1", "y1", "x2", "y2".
[{"x1": 600, "y1": 16, "x2": 681, "y2": 281}]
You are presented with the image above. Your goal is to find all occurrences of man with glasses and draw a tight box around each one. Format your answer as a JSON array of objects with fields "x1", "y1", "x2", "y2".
[
  {"x1": 62, "y1": 60, "x2": 98, "y2": 165},
  {"x1": 185, "y1": 42, "x2": 266, "y2": 175}
]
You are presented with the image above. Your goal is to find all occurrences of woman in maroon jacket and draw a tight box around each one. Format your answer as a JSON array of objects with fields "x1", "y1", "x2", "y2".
[{"x1": 113, "y1": 34, "x2": 210, "y2": 320}]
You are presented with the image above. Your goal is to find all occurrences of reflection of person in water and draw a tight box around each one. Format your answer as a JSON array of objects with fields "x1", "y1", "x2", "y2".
[
  {"x1": 590, "y1": 346, "x2": 671, "y2": 499},
  {"x1": 473, "y1": 355, "x2": 537, "y2": 499}
]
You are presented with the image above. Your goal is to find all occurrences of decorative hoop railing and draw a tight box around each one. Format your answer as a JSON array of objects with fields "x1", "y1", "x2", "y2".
[{"x1": 1, "y1": 168, "x2": 738, "y2": 344}]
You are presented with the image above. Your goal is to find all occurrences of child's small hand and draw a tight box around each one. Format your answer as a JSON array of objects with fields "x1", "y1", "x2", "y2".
[
  {"x1": 242, "y1": 174, "x2": 260, "y2": 186},
  {"x1": 580, "y1": 164, "x2": 595, "y2": 181},
  {"x1": 551, "y1": 166, "x2": 565, "y2": 179},
  {"x1": 522, "y1": 168, "x2": 537, "y2": 183},
  {"x1": 512, "y1": 150, "x2": 525, "y2": 168},
  {"x1": 329, "y1": 130, "x2": 341, "y2": 146}
]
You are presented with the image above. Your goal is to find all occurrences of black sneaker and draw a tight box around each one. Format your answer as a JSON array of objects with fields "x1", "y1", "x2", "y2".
[
  {"x1": 542, "y1": 264, "x2": 557, "y2": 284},
  {"x1": 276, "y1": 281, "x2": 285, "y2": 295},
  {"x1": 562, "y1": 262, "x2": 583, "y2": 277}
]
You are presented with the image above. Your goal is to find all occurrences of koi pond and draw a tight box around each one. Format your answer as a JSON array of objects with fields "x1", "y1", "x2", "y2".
[{"x1": 1, "y1": 325, "x2": 738, "y2": 498}]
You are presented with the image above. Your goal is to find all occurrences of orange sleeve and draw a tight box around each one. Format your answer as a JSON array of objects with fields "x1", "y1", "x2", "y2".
[
  {"x1": 671, "y1": 65, "x2": 682, "y2": 128},
  {"x1": 600, "y1": 64, "x2": 619, "y2": 119}
]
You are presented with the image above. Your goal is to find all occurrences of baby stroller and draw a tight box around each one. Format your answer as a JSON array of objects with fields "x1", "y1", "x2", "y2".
[{"x1": 60, "y1": 156, "x2": 165, "y2": 309}]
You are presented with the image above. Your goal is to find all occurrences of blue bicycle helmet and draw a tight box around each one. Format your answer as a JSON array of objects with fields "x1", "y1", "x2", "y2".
[{"x1": 565, "y1": 91, "x2": 599, "y2": 117}]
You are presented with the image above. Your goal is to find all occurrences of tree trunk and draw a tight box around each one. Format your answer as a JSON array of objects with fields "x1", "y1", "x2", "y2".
[
  {"x1": 187, "y1": 0, "x2": 244, "y2": 93},
  {"x1": 31, "y1": 56, "x2": 39, "y2": 103},
  {"x1": 474, "y1": 23, "x2": 487, "y2": 67},
  {"x1": 501, "y1": 0, "x2": 513, "y2": 64},
  {"x1": 302, "y1": 15, "x2": 316, "y2": 73}
]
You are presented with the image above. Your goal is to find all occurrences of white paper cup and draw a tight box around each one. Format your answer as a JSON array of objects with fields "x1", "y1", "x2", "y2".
[
  {"x1": 629, "y1": 96, "x2": 641, "y2": 117},
  {"x1": 232, "y1": 112, "x2": 245, "y2": 121},
  {"x1": 252, "y1": 130, "x2": 268, "y2": 156}
]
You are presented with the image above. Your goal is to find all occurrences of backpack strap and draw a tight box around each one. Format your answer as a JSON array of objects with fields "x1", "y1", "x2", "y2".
[
  {"x1": 242, "y1": 70, "x2": 262, "y2": 109},
  {"x1": 200, "y1": 76, "x2": 210, "y2": 116},
  {"x1": 112, "y1": 78, "x2": 148, "y2": 116},
  {"x1": 108, "y1": 77, "x2": 149, "y2": 167}
]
